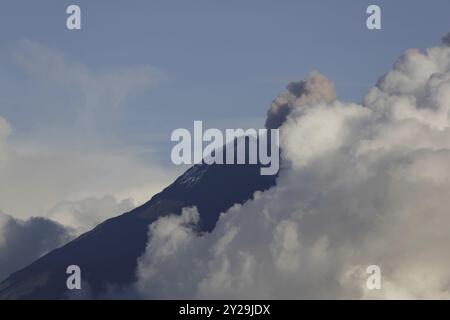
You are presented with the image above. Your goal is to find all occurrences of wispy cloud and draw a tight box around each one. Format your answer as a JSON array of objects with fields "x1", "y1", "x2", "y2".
[{"x1": 0, "y1": 41, "x2": 178, "y2": 224}]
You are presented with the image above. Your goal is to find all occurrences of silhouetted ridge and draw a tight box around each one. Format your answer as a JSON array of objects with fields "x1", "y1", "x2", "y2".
[{"x1": 0, "y1": 160, "x2": 277, "y2": 299}]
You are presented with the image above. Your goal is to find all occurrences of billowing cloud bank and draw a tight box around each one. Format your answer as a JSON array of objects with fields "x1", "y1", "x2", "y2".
[{"x1": 135, "y1": 37, "x2": 450, "y2": 299}]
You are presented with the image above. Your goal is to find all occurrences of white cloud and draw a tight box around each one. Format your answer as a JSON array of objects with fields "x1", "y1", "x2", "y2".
[
  {"x1": 0, "y1": 40, "x2": 180, "y2": 281},
  {"x1": 0, "y1": 41, "x2": 178, "y2": 225},
  {"x1": 0, "y1": 131, "x2": 177, "y2": 222},
  {"x1": 12, "y1": 39, "x2": 167, "y2": 135},
  {"x1": 46, "y1": 195, "x2": 134, "y2": 234},
  {"x1": 134, "y1": 38, "x2": 450, "y2": 299},
  {"x1": 135, "y1": 208, "x2": 200, "y2": 298}
]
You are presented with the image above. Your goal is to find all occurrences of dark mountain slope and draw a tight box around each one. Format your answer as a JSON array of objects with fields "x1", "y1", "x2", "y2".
[{"x1": 0, "y1": 162, "x2": 276, "y2": 299}]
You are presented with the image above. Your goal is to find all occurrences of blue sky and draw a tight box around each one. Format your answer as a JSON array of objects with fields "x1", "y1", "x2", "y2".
[
  {"x1": 0, "y1": 0, "x2": 449, "y2": 218},
  {"x1": 1, "y1": 1, "x2": 449, "y2": 143}
]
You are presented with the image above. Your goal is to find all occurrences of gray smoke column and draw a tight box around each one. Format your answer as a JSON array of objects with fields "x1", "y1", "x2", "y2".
[{"x1": 265, "y1": 71, "x2": 336, "y2": 129}]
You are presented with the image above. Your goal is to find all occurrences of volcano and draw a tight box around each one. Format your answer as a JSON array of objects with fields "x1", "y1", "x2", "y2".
[{"x1": 0, "y1": 159, "x2": 276, "y2": 299}]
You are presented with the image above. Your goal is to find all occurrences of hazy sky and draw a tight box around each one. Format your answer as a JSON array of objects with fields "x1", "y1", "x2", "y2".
[
  {"x1": 0, "y1": 0, "x2": 449, "y2": 219},
  {"x1": 1, "y1": 1, "x2": 449, "y2": 142}
]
